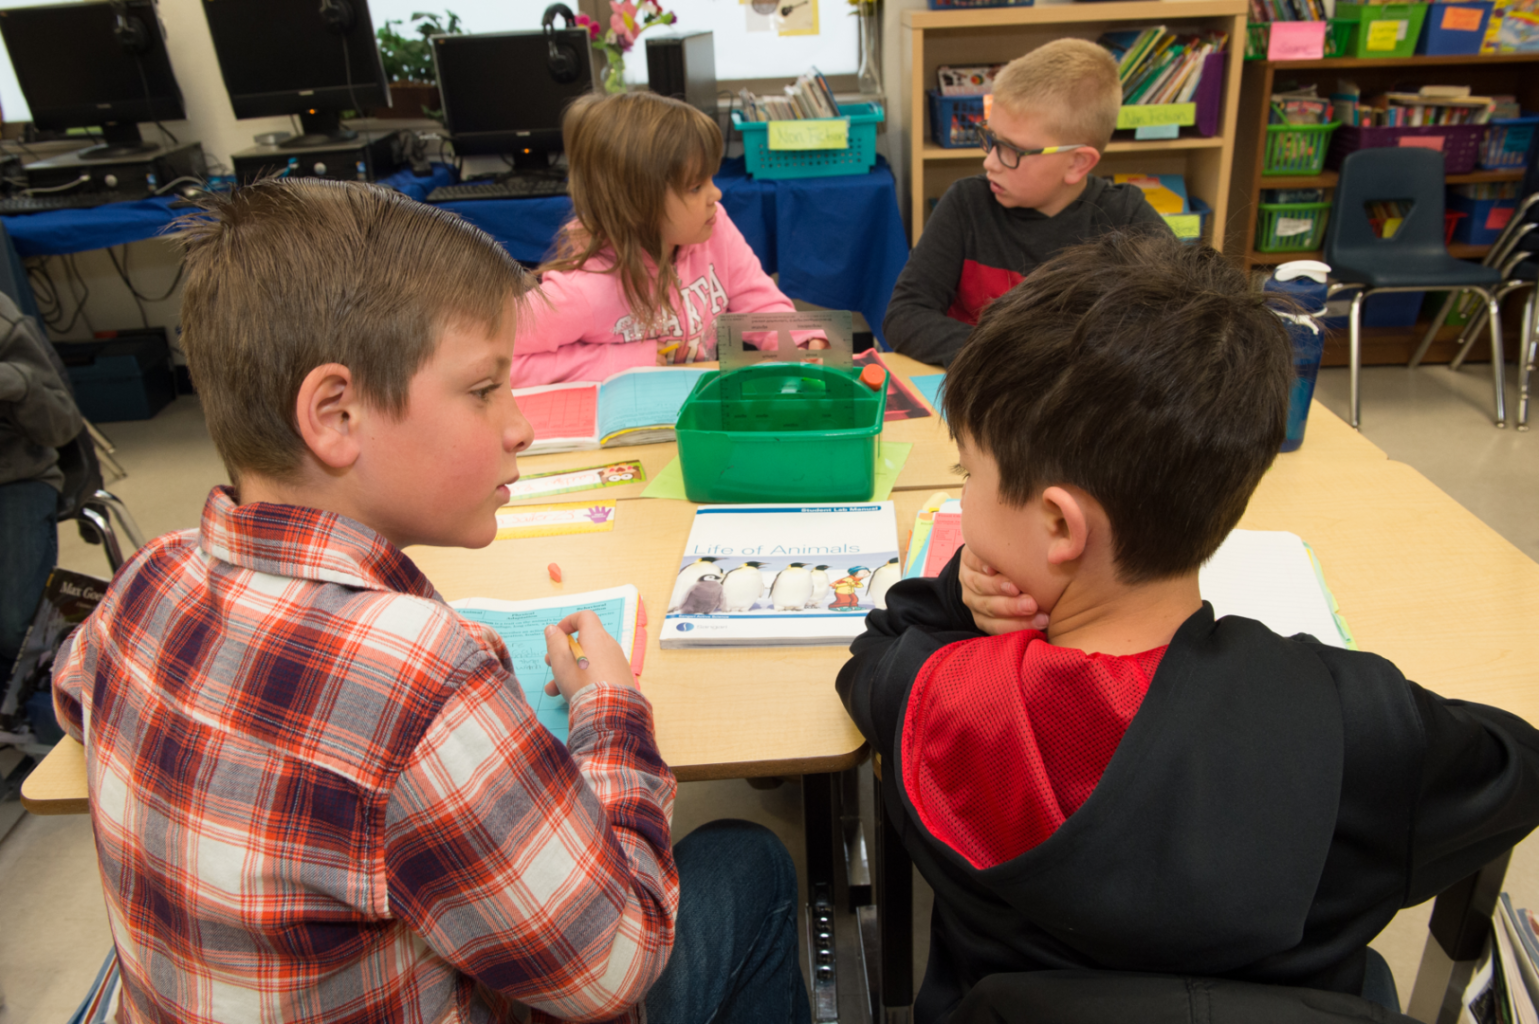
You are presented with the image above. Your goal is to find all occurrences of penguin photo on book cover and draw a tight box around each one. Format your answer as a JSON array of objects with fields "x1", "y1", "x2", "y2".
[
  {"x1": 769, "y1": 562, "x2": 813, "y2": 610},
  {"x1": 867, "y1": 557, "x2": 901, "y2": 610},
  {"x1": 720, "y1": 561, "x2": 768, "y2": 612},
  {"x1": 678, "y1": 574, "x2": 724, "y2": 615},
  {"x1": 804, "y1": 565, "x2": 831, "y2": 609},
  {"x1": 669, "y1": 556, "x2": 721, "y2": 612}
]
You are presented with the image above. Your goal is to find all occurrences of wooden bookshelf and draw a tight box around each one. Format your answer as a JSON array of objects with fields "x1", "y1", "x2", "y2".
[{"x1": 902, "y1": 0, "x2": 1249, "y2": 249}]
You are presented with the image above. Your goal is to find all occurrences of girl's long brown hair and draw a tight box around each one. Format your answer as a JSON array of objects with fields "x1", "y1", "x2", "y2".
[{"x1": 540, "y1": 91, "x2": 724, "y2": 332}]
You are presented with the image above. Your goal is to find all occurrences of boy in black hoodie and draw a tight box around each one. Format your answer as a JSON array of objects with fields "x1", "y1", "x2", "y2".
[{"x1": 838, "y1": 232, "x2": 1539, "y2": 1024}]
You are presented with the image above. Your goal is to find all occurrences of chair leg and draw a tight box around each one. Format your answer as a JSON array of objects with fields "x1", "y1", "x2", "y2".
[
  {"x1": 1449, "y1": 309, "x2": 1487, "y2": 372},
  {"x1": 1350, "y1": 290, "x2": 1367, "y2": 429},
  {"x1": 1478, "y1": 288, "x2": 1506, "y2": 427},
  {"x1": 79, "y1": 506, "x2": 125, "y2": 572},
  {"x1": 1520, "y1": 290, "x2": 1536, "y2": 430},
  {"x1": 1410, "y1": 291, "x2": 1459, "y2": 368},
  {"x1": 92, "y1": 489, "x2": 146, "y2": 550}
]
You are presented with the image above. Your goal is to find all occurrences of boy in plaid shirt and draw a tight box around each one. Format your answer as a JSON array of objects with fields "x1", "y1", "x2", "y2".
[{"x1": 52, "y1": 179, "x2": 809, "y2": 1024}]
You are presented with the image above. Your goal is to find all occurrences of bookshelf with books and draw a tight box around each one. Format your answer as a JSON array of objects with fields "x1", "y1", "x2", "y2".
[
  {"x1": 902, "y1": 0, "x2": 1248, "y2": 249},
  {"x1": 1226, "y1": 53, "x2": 1539, "y2": 363}
]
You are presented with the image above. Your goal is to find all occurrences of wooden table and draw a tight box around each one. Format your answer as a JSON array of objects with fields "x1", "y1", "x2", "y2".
[{"x1": 22, "y1": 373, "x2": 1538, "y2": 1024}]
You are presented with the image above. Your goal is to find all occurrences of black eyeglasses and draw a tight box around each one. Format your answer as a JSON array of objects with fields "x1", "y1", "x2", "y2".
[{"x1": 977, "y1": 125, "x2": 1093, "y2": 170}]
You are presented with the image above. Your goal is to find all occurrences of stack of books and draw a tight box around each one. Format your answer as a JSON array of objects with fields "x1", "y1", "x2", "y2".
[
  {"x1": 736, "y1": 69, "x2": 841, "y2": 122},
  {"x1": 1332, "y1": 82, "x2": 1497, "y2": 127},
  {"x1": 1098, "y1": 29, "x2": 1228, "y2": 107}
]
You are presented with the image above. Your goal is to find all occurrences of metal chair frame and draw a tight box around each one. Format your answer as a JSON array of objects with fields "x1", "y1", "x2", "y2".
[{"x1": 71, "y1": 489, "x2": 146, "y2": 573}]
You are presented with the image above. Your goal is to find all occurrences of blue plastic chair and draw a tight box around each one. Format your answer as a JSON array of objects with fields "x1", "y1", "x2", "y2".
[{"x1": 1323, "y1": 147, "x2": 1507, "y2": 428}]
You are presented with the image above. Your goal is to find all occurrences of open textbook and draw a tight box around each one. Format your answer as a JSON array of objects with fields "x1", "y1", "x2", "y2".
[
  {"x1": 1457, "y1": 894, "x2": 1539, "y2": 1024},
  {"x1": 661, "y1": 502, "x2": 901, "y2": 648},
  {"x1": 905, "y1": 496, "x2": 1352, "y2": 648},
  {"x1": 451, "y1": 585, "x2": 643, "y2": 743},
  {"x1": 513, "y1": 366, "x2": 709, "y2": 454}
]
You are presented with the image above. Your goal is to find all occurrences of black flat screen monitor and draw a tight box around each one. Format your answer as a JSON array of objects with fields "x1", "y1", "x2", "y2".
[
  {"x1": 0, "y1": 0, "x2": 184, "y2": 160},
  {"x1": 202, "y1": 0, "x2": 390, "y2": 147},
  {"x1": 432, "y1": 31, "x2": 592, "y2": 167}
]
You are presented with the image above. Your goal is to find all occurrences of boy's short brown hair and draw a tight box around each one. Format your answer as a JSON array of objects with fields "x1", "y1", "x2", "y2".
[
  {"x1": 992, "y1": 38, "x2": 1122, "y2": 150},
  {"x1": 943, "y1": 232, "x2": 1293, "y2": 583},
  {"x1": 176, "y1": 178, "x2": 529, "y2": 484}
]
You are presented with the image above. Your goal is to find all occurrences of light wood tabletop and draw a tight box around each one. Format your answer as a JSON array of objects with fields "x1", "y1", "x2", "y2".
[{"x1": 24, "y1": 386, "x2": 1539, "y2": 805}]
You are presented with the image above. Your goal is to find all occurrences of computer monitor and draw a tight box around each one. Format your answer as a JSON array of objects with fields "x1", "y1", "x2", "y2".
[
  {"x1": 201, "y1": 0, "x2": 390, "y2": 148},
  {"x1": 432, "y1": 30, "x2": 593, "y2": 168},
  {"x1": 0, "y1": 0, "x2": 185, "y2": 161}
]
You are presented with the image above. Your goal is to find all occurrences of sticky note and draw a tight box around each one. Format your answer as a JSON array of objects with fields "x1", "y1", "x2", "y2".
[
  {"x1": 1441, "y1": 4, "x2": 1484, "y2": 29},
  {"x1": 1135, "y1": 124, "x2": 1181, "y2": 140},
  {"x1": 1366, "y1": 19, "x2": 1402, "y2": 49},
  {"x1": 1268, "y1": 19, "x2": 1327, "y2": 59},
  {"x1": 1165, "y1": 214, "x2": 1202, "y2": 239},
  {"x1": 768, "y1": 119, "x2": 849, "y2": 151}
]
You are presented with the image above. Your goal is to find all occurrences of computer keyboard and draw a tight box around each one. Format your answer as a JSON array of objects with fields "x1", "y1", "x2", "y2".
[
  {"x1": 0, "y1": 190, "x2": 151, "y2": 215},
  {"x1": 425, "y1": 177, "x2": 569, "y2": 203}
]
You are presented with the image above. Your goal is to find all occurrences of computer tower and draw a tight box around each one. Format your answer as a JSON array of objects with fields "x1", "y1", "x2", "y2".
[
  {"x1": 22, "y1": 142, "x2": 205, "y2": 195},
  {"x1": 230, "y1": 132, "x2": 402, "y2": 185},
  {"x1": 646, "y1": 32, "x2": 716, "y2": 118}
]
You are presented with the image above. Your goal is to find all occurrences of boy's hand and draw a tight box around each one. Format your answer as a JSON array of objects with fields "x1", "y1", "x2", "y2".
[
  {"x1": 543, "y1": 611, "x2": 636, "y2": 703},
  {"x1": 959, "y1": 546, "x2": 1050, "y2": 635}
]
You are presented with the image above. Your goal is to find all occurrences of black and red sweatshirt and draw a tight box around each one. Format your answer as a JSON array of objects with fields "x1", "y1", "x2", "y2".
[
  {"x1": 883, "y1": 175, "x2": 1170, "y2": 367},
  {"x1": 837, "y1": 551, "x2": 1539, "y2": 1024}
]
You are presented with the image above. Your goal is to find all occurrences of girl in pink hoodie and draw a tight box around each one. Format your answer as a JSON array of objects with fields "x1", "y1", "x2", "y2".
[{"x1": 510, "y1": 91, "x2": 794, "y2": 387}]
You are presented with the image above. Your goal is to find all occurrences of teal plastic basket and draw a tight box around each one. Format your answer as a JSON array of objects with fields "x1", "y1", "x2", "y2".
[{"x1": 731, "y1": 103, "x2": 884, "y2": 180}]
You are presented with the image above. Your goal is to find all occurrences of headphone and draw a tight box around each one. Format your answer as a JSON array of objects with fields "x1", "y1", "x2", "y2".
[
  {"x1": 541, "y1": 4, "x2": 582, "y2": 84},
  {"x1": 110, "y1": 0, "x2": 149, "y2": 53},
  {"x1": 318, "y1": 0, "x2": 355, "y2": 35}
]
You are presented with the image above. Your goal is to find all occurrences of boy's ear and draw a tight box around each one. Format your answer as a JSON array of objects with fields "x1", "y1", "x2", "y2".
[
  {"x1": 1064, "y1": 146, "x2": 1102, "y2": 185},
  {"x1": 294, "y1": 362, "x2": 362, "y2": 471},
  {"x1": 1040, "y1": 485, "x2": 1090, "y2": 566}
]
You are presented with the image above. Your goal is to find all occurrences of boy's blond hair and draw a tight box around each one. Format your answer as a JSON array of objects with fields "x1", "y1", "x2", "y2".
[
  {"x1": 992, "y1": 38, "x2": 1121, "y2": 150},
  {"x1": 175, "y1": 179, "x2": 530, "y2": 485}
]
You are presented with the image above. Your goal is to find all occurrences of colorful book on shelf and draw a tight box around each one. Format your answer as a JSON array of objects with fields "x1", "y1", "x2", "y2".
[
  {"x1": 451, "y1": 585, "x2": 645, "y2": 744},
  {"x1": 661, "y1": 502, "x2": 901, "y2": 648},
  {"x1": 513, "y1": 366, "x2": 709, "y2": 454}
]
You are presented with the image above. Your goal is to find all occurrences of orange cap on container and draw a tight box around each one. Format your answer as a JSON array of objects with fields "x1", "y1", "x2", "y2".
[{"x1": 859, "y1": 364, "x2": 887, "y2": 391}]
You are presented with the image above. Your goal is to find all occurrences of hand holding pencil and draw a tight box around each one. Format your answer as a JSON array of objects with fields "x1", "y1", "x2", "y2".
[{"x1": 543, "y1": 610, "x2": 635, "y2": 701}]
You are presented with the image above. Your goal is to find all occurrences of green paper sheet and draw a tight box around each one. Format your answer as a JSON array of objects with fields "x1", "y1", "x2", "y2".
[{"x1": 641, "y1": 442, "x2": 914, "y2": 502}]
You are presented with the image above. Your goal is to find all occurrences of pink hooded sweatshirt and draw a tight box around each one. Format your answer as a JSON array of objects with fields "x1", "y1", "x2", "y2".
[{"x1": 510, "y1": 206, "x2": 794, "y2": 387}]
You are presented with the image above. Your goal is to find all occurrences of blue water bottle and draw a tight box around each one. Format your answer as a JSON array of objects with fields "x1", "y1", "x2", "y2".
[{"x1": 1264, "y1": 260, "x2": 1330, "y2": 453}]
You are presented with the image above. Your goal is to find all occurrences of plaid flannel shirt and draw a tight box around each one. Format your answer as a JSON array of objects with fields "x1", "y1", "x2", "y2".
[{"x1": 53, "y1": 487, "x2": 678, "y2": 1024}]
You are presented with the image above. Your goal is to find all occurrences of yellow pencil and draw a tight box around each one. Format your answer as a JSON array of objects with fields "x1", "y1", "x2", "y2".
[{"x1": 567, "y1": 633, "x2": 589, "y2": 669}]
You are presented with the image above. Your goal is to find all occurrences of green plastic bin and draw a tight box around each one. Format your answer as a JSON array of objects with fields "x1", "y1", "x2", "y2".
[
  {"x1": 1336, "y1": 2, "x2": 1431, "y2": 57},
  {"x1": 1245, "y1": 19, "x2": 1355, "y2": 58},
  {"x1": 1256, "y1": 201, "x2": 1332, "y2": 252},
  {"x1": 1263, "y1": 122, "x2": 1341, "y2": 175},
  {"x1": 731, "y1": 103, "x2": 884, "y2": 180},
  {"x1": 675, "y1": 363, "x2": 886, "y2": 503}
]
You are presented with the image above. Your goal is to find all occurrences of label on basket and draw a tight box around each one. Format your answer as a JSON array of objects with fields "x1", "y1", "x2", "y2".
[
  {"x1": 1441, "y1": 5, "x2": 1484, "y2": 30},
  {"x1": 1268, "y1": 20, "x2": 1327, "y2": 59},
  {"x1": 768, "y1": 119, "x2": 849, "y2": 151},
  {"x1": 1398, "y1": 135, "x2": 1445, "y2": 151},
  {"x1": 1165, "y1": 214, "x2": 1202, "y2": 239},
  {"x1": 1276, "y1": 216, "x2": 1315, "y2": 238},
  {"x1": 1365, "y1": 19, "x2": 1404, "y2": 49},
  {"x1": 1487, "y1": 206, "x2": 1515, "y2": 231}
]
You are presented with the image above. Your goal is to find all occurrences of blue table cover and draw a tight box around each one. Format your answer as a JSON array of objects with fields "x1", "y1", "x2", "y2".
[{"x1": 4, "y1": 156, "x2": 910, "y2": 346}]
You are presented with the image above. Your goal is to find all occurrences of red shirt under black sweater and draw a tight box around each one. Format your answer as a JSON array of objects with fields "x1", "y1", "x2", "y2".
[{"x1": 882, "y1": 174, "x2": 1170, "y2": 367}]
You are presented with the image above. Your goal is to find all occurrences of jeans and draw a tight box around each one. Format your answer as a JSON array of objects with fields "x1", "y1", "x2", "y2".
[
  {"x1": 646, "y1": 819, "x2": 812, "y2": 1024},
  {"x1": 0, "y1": 478, "x2": 58, "y2": 675}
]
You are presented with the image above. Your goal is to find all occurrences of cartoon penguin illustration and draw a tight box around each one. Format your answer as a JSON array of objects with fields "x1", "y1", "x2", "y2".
[
  {"x1": 678, "y1": 574, "x2": 724, "y2": 615},
  {"x1": 669, "y1": 556, "x2": 721, "y2": 612},
  {"x1": 720, "y1": 561, "x2": 767, "y2": 612},
  {"x1": 804, "y1": 565, "x2": 831, "y2": 609},
  {"x1": 769, "y1": 563, "x2": 813, "y2": 611},
  {"x1": 828, "y1": 566, "x2": 871, "y2": 610},
  {"x1": 866, "y1": 557, "x2": 901, "y2": 610}
]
